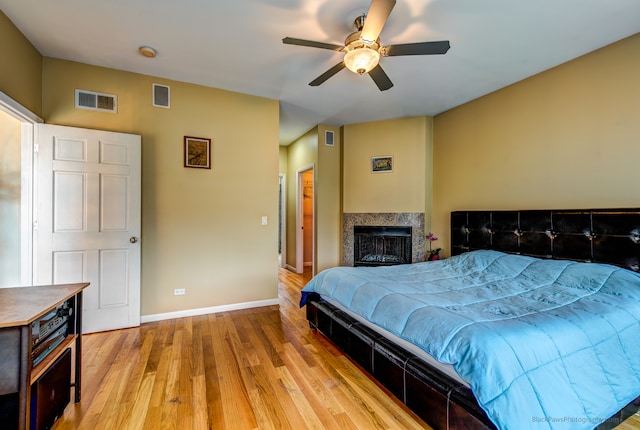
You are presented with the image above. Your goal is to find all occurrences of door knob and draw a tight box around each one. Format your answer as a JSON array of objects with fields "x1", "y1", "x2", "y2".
[{"x1": 130, "y1": 236, "x2": 139, "y2": 243}]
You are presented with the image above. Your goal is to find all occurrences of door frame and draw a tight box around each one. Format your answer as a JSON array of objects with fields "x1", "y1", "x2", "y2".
[
  {"x1": 279, "y1": 174, "x2": 286, "y2": 268},
  {"x1": 0, "y1": 92, "x2": 43, "y2": 286},
  {"x1": 296, "y1": 164, "x2": 314, "y2": 274}
]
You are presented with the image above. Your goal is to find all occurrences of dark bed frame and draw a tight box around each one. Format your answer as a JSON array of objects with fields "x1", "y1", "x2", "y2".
[{"x1": 305, "y1": 208, "x2": 640, "y2": 430}]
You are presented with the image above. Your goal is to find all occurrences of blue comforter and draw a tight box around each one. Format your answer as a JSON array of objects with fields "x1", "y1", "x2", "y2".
[{"x1": 300, "y1": 250, "x2": 640, "y2": 429}]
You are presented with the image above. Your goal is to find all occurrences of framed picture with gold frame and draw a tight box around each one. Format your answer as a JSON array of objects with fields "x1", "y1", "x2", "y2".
[{"x1": 184, "y1": 136, "x2": 211, "y2": 169}]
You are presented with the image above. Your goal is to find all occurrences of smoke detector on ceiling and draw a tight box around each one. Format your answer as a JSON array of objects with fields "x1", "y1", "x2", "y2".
[{"x1": 138, "y1": 46, "x2": 157, "y2": 58}]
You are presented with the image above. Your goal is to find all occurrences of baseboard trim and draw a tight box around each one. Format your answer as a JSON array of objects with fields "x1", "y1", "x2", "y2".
[
  {"x1": 141, "y1": 298, "x2": 280, "y2": 323},
  {"x1": 284, "y1": 263, "x2": 297, "y2": 272}
]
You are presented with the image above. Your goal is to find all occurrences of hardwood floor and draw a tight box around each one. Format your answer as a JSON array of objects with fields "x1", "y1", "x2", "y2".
[{"x1": 52, "y1": 268, "x2": 640, "y2": 430}]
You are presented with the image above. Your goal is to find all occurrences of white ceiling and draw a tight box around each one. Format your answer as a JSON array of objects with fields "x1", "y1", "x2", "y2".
[{"x1": 1, "y1": 0, "x2": 639, "y2": 145}]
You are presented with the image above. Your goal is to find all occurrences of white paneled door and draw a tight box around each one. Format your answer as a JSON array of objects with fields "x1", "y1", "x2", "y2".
[{"x1": 35, "y1": 124, "x2": 141, "y2": 333}]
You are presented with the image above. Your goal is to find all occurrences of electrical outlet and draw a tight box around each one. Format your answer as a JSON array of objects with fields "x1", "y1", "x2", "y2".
[{"x1": 174, "y1": 288, "x2": 186, "y2": 296}]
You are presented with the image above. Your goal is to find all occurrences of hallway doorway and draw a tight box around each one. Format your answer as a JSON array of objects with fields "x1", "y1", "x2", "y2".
[
  {"x1": 278, "y1": 174, "x2": 286, "y2": 268},
  {"x1": 296, "y1": 166, "x2": 314, "y2": 275}
]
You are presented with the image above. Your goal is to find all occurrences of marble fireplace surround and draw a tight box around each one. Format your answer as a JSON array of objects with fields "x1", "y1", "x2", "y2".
[{"x1": 343, "y1": 213, "x2": 425, "y2": 266}]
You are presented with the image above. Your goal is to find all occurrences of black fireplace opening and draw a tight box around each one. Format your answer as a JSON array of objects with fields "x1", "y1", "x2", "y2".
[{"x1": 354, "y1": 226, "x2": 412, "y2": 266}]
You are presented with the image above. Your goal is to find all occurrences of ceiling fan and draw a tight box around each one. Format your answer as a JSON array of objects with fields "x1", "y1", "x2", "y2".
[{"x1": 283, "y1": 0, "x2": 450, "y2": 91}]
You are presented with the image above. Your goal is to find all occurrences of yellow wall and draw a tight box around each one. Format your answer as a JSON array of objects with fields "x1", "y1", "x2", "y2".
[
  {"x1": 316, "y1": 125, "x2": 342, "y2": 271},
  {"x1": 433, "y1": 33, "x2": 640, "y2": 255},
  {"x1": 0, "y1": 10, "x2": 42, "y2": 116},
  {"x1": 343, "y1": 116, "x2": 431, "y2": 214},
  {"x1": 279, "y1": 146, "x2": 288, "y2": 175},
  {"x1": 284, "y1": 125, "x2": 342, "y2": 273},
  {"x1": 285, "y1": 127, "x2": 317, "y2": 270},
  {"x1": 42, "y1": 58, "x2": 280, "y2": 316}
]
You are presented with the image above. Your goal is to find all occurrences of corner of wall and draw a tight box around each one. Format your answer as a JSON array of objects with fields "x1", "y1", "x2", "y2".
[
  {"x1": 424, "y1": 115, "x2": 434, "y2": 234},
  {"x1": 0, "y1": 10, "x2": 43, "y2": 117}
]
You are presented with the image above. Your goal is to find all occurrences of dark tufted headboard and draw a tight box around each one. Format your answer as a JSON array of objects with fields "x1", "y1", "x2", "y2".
[{"x1": 451, "y1": 209, "x2": 640, "y2": 272}]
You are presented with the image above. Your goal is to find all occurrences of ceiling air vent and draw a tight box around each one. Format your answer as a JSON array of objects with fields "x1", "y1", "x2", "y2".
[
  {"x1": 153, "y1": 84, "x2": 170, "y2": 108},
  {"x1": 75, "y1": 89, "x2": 117, "y2": 113}
]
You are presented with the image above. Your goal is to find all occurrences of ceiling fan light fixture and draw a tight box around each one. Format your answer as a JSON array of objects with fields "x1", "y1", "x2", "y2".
[
  {"x1": 282, "y1": 0, "x2": 449, "y2": 90},
  {"x1": 344, "y1": 46, "x2": 380, "y2": 75}
]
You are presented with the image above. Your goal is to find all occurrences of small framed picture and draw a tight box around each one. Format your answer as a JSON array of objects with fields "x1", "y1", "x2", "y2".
[
  {"x1": 371, "y1": 155, "x2": 393, "y2": 173},
  {"x1": 184, "y1": 136, "x2": 211, "y2": 169}
]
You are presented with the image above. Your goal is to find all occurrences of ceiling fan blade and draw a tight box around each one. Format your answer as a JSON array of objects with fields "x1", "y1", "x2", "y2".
[
  {"x1": 283, "y1": 37, "x2": 344, "y2": 51},
  {"x1": 368, "y1": 64, "x2": 393, "y2": 91},
  {"x1": 309, "y1": 62, "x2": 346, "y2": 86},
  {"x1": 383, "y1": 41, "x2": 451, "y2": 56},
  {"x1": 360, "y1": 0, "x2": 396, "y2": 43}
]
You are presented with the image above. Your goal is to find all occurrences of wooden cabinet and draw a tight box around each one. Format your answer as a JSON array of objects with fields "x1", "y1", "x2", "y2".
[{"x1": 0, "y1": 283, "x2": 88, "y2": 430}]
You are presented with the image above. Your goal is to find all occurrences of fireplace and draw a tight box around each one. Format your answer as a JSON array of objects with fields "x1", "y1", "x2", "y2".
[
  {"x1": 354, "y1": 226, "x2": 412, "y2": 266},
  {"x1": 343, "y1": 213, "x2": 424, "y2": 266}
]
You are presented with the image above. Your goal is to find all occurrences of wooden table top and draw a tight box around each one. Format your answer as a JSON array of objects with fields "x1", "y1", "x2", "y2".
[{"x1": 0, "y1": 283, "x2": 89, "y2": 328}]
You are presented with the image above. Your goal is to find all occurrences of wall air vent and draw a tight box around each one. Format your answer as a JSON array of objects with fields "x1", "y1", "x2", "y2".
[
  {"x1": 325, "y1": 130, "x2": 334, "y2": 146},
  {"x1": 75, "y1": 89, "x2": 117, "y2": 113},
  {"x1": 153, "y1": 84, "x2": 170, "y2": 108}
]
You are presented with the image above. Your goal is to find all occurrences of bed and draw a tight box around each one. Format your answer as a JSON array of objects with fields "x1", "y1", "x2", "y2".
[{"x1": 300, "y1": 209, "x2": 640, "y2": 430}]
